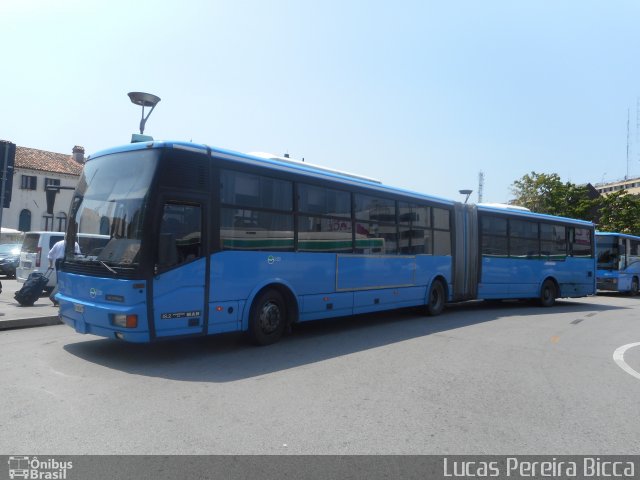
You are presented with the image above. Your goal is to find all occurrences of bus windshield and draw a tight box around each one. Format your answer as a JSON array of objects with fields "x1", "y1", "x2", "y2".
[
  {"x1": 596, "y1": 236, "x2": 619, "y2": 271},
  {"x1": 66, "y1": 149, "x2": 158, "y2": 268}
]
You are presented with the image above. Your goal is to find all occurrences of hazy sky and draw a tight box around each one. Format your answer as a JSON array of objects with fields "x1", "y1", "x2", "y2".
[{"x1": 2, "y1": 0, "x2": 639, "y2": 203}]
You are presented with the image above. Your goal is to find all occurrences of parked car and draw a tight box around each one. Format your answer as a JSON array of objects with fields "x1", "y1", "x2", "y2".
[
  {"x1": 0, "y1": 243, "x2": 22, "y2": 278},
  {"x1": 16, "y1": 231, "x2": 109, "y2": 292},
  {"x1": 16, "y1": 232, "x2": 65, "y2": 291}
]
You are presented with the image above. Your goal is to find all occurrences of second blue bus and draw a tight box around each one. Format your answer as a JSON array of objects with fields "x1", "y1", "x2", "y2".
[{"x1": 595, "y1": 231, "x2": 640, "y2": 295}]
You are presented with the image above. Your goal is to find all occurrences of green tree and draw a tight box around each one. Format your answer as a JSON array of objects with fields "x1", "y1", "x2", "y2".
[
  {"x1": 510, "y1": 172, "x2": 594, "y2": 220},
  {"x1": 596, "y1": 191, "x2": 640, "y2": 235}
]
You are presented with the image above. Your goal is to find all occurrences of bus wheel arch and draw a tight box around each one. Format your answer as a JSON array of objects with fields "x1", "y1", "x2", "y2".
[
  {"x1": 246, "y1": 283, "x2": 299, "y2": 346},
  {"x1": 425, "y1": 276, "x2": 447, "y2": 316},
  {"x1": 539, "y1": 277, "x2": 558, "y2": 307}
]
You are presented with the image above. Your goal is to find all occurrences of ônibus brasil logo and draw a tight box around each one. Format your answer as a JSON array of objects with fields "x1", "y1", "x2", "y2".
[{"x1": 8, "y1": 456, "x2": 73, "y2": 479}]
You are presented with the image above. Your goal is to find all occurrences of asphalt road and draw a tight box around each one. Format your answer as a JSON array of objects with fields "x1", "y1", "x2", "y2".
[{"x1": 0, "y1": 294, "x2": 639, "y2": 455}]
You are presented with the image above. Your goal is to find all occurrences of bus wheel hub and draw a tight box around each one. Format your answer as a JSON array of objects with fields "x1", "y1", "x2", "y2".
[{"x1": 259, "y1": 302, "x2": 281, "y2": 333}]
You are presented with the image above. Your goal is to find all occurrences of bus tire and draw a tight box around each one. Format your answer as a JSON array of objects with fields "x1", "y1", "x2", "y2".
[
  {"x1": 630, "y1": 277, "x2": 639, "y2": 296},
  {"x1": 426, "y1": 279, "x2": 446, "y2": 316},
  {"x1": 248, "y1": 289, "x2": 287, "y2": 346},
  {"x1": 539, "y1": 279, "x2": 556, "y2": 307}
]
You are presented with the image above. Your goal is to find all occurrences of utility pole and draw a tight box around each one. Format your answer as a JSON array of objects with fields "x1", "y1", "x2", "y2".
[
  {"x1": 0, "y1": 141, "x2": 16, "y2": 239},
  {"x1": 627, "y1": 108, "x2": 630, "y2": 180},
  {"x1": 0, "y1": 145, "x2": 7, "y2": 236}
]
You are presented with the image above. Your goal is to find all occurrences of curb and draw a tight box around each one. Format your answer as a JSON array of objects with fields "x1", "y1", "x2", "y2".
[{"x1": 0, "y1": 316, "x2": 62, "y2": 330}]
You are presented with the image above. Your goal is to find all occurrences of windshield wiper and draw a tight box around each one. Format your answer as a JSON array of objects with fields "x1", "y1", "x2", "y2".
[{"x1": 100, "y1": 261, "x2": 118, "y2": 275}]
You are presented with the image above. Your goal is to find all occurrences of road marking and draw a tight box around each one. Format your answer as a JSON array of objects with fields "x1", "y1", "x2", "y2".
[
  {"x1": 613, "y1": 343, "x2": 640, "y2": 381},
  {"x1": 550, "y1": 336, "x2": 560, "y2": 344}
]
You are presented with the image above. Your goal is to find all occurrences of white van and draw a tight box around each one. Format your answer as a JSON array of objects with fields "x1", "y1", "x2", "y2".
[{"x1": 17, "y1": 232, "x2": 110, "y2": 291}]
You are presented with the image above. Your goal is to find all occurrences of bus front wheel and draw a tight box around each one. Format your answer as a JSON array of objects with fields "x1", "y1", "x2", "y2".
[
  {"x1": 539, "y1": 279, "x2": 556, "y2": 307},
  {"x1": 248, "y1": 289, "x2": 287, "y2": 346},
  {"x1": 426, "y1": 280, "x2": 446, "y2": 316},
  {"x1": 630, "y1": 277, "x2": 639, "y2": 296}
]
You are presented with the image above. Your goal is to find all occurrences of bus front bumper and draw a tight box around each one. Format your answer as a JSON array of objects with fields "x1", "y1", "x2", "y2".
[
  {"x1": 597, "y1": 277, "x2": 618, "y2": 291},
  {"x1": 59, "y1": 299, "x2": 151, "y2": 343}
]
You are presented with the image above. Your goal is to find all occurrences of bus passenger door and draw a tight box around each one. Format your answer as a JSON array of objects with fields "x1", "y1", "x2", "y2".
[{"x1": 152, "y1": 200, "x2": 207, "y2": 339}]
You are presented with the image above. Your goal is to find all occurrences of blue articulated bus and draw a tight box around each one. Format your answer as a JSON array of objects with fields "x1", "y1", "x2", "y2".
[
  {"x1": 57, "y1": 141, "x2": 596, "y2": 344},
  {"x1": 595, "y1": 231, "x2": 640, "y2": 295}
]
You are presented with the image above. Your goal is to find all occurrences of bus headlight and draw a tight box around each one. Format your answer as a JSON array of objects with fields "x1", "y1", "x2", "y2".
[{"x1": 111, "y1": 314, "x2": 138, "y2": 328}]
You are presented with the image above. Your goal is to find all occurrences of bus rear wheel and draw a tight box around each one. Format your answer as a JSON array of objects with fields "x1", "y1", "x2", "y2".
[
  {"x1": 426, "y1": 280, "x2": 445, "y2": 316},
  {"x1": 539, "y1": 279, "x2": 556, "y2": 307},
  {"x1": 248, "y1": 289, "x2": 287, "y2": 346}
]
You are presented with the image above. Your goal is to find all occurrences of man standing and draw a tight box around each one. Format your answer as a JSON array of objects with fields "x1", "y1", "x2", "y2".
[{"x1": 48, "y1": 239, "x2": 80, "y2": 305}]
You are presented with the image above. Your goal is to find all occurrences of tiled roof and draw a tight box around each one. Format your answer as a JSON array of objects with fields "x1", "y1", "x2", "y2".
[{"x1": 15, "y1": 146, "x2": 83, "y2": 176}]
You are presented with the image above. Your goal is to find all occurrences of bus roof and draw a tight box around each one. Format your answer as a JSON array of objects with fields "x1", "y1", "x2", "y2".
[
  {"x1": 595, "y1": 231, "x2": 640, "y2": 240},
  {"x1": 477, "y1": 202, "x2": 594, "y2": 227},
  {"x1": 88, "y1": 140, "x2": 457, "y2": 207},
  {"x1": 86, "y1": 141, "x2": 594, "y2": 227}
]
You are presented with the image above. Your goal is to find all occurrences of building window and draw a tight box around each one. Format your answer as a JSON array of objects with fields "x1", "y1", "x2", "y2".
[
  {"x1": 45, "y1": 178, "x2": 61, "y2": 190},
  {"x1": 43, "y1": 214, "x2": 53, "y2": 231},
  {"x1": 21, "y1": 175, "x2": 37, "y2": 190},
  {"x1": 56, "y1": 212, "x2": 67, "y2": 232},
  {"x1": 18, "y1": 209, "x2": 32, "y2": 232}
]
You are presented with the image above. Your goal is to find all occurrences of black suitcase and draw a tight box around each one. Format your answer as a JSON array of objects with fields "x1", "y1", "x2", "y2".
[{"x1": 14, "y1": 268, "x2": 53, "y2": 307}]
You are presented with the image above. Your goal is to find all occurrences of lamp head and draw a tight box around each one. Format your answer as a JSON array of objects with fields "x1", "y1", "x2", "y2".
[
  {"x1": 459, "y1": 189, "x2": 473, "y2": 204},
  {"x1": 128, "y1": 92, "x2": 161, "y2": 108},
  {"x1": 127, "y1": 91, "x2": 161, "y2": 138}
]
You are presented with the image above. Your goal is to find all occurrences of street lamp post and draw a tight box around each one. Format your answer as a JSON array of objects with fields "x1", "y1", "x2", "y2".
[{"x1": 128, "y1": 92, "x2": 161, "y2": 143}]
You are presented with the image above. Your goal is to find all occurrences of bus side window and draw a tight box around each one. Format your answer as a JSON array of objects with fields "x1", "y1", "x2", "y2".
[
  {"x1": 619, "y1": 239, "x2": 627, "y2": 270},
  {"x1": 630, "y1": 240, "x2": 640, "y2": 266},
  {"x1": 157, "y1": 203, "x2": 202, "y2": 270}
]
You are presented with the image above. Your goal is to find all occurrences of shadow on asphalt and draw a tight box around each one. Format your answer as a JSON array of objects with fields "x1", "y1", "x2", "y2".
[{"x1": 63, "y1": 298, "x2": 629, "y2": 383}]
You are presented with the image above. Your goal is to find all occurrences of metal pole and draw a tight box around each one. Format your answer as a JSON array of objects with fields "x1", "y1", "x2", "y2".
[
  {"x1": 627, "y1": 108, "x2": 630, "y2": 180},
  {"x1": 140, "y1": 104, "x2": 146, "y2": 134},
  {"x1": 0, "y1": 144, "x2": 9, "y2": 241}
]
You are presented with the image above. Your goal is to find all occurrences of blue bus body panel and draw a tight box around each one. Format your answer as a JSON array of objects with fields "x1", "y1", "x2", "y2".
[
  {"x1": 211, "y1": 251, "x2": 451, "y2": 329},
  {"x1": 153, "y1": 258, "x2": 206, "y2": 338},
  {"x1": 479, "y1": 257, "x2": 595, "y2": 299},
  {"x1": 336, "y1": 255, "x2": 416, "y2": 290},
  {"x1": 57, "y1": 272, "x2": 151, "y2": 343},
  {"x1": 59, "y1": 250, "x2": 453, "y2": 343}
]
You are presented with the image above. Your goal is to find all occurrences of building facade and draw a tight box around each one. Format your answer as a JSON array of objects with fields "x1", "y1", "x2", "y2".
[
  {"x1": 1, "y1": 144, "x2": 84, "y2": 232},
  {"x1": 594, "y1": 177, "x2": 640, "y2": 196}
]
